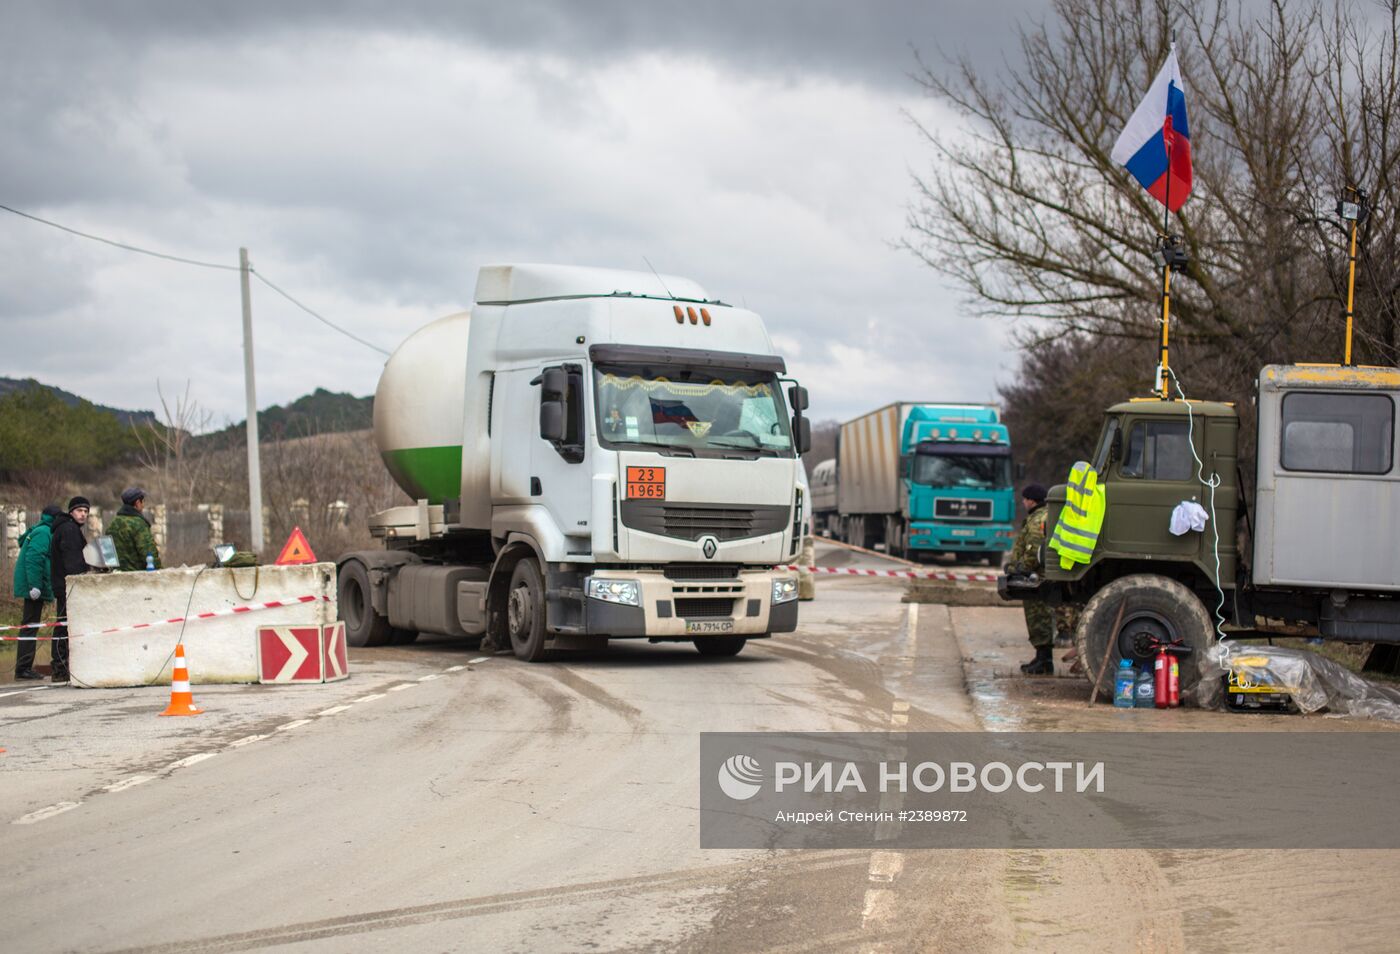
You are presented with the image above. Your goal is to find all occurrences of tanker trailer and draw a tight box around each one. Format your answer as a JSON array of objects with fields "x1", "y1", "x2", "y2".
[{"x1": 337, "y1": 263, "x2": 812, "y2": 661}]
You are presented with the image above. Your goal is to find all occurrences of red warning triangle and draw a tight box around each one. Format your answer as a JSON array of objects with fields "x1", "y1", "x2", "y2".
[{"x1": 274, "y1": 526, "x2": 318, "y2": 566}]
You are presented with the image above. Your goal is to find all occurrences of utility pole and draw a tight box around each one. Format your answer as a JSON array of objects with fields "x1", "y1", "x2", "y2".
[{"x1": 239, "y1": 247, "x2": 264, "y2": 553}]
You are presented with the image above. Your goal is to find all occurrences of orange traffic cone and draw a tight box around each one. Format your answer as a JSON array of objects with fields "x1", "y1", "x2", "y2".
[{"x1": 159, "y1": 642, "x2": 203, "y2": 717}]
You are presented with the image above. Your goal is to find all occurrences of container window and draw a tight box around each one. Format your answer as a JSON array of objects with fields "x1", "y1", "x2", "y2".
[
  {"x1": 1120, "y1": 421, "x2": 1192, "y2": 481},
  {"x1": 1281, "y1": 392, "x2": 1394, "y2": 474}
]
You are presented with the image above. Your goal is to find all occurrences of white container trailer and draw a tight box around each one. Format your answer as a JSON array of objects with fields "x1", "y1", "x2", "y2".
[{"x1": 339, "y1": 264, "x2": 812, "y2": 660}]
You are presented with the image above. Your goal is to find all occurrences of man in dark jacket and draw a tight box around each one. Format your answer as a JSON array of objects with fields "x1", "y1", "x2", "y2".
[
  {"x1": 109, "y1": 487, "x2": 160, "y2": 571},
  {"x1": 48, "y1": 496, "x2": 91, "y2": 683},
  {"x1": 11, "y1": 504, "x2": 61, "y2": 679}
]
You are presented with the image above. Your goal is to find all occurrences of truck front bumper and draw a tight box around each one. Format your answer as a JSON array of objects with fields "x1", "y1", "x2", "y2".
[
  {"x1": 908, "y1": 522, "x2": 1015, "y2": 553},
  {"x1": 584, "y1": 567, "x2": 798, "y2": 638}
]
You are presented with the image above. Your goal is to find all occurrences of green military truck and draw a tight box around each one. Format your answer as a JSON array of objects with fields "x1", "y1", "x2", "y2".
[{"x1": 1002, "y1": 363, "x2": 1400, "y2": 700}]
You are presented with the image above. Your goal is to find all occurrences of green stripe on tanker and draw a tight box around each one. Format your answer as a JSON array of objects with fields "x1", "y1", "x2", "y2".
[
  {"x1": 373, "y1": 311, "x2": 472, "y2": 503},
  {"x1": 380, "y1": 445, "x2": 463, "y2": 503}
]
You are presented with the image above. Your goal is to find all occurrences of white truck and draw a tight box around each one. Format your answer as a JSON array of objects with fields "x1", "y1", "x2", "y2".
[{"x1": 337, "y1": 264, "x2": 811, "y2": 660}]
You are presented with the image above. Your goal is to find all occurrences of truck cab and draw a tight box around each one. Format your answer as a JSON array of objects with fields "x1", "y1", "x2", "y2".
[
  {"x1": 343, "y1": 264, "x2": 810, "y2": 661},
  {"x1": 900, "y1": 406, "x2": 1017, "y2": 562},
  {"x1": 1012, "y1": 363, "x2": 1400, "y2": 700}
]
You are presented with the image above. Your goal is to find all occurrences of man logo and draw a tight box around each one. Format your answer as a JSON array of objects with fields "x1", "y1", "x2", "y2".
[
  {"x1": 701, "y1": 535, "x2": 719, "y2": 560},
  {"x1": 718, "y1": 754, "x2": 764, "y2": 801}
]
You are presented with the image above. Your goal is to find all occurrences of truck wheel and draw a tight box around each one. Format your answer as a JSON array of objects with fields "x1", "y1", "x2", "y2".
[
  {"x1": 506, "y1": 559, "x2": 552, "y2": 662},
  {"x1": 1075, "y1": 574, "x2": 1215, "y2": 703},
  {"x1": 338, "y1": 560, "x2": 391, "y2": 647},
  {"x1": 693, "y1": 637, "x2": 747, "y2": 657}
]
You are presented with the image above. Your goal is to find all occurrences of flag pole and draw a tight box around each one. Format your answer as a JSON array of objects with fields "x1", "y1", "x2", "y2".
[{"x1": 1158, "y1": 146, "x2": 1172, "y2": 400}]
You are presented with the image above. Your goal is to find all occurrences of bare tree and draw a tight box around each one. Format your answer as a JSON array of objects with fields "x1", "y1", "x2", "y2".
[
  {"x1": 131, "y1": 380, "x2": 226, "y2": 510},
  {"x1": 905, "y1": 0, "x2": 1400, "y2": 408}
]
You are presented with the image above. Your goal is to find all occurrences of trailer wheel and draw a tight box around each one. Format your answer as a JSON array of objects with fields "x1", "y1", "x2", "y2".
[
  {"x1": 693, "y1": 637, "x2": 747, "y2": 657},
  {"x1": 1075, "y1": 573, "x2": 1214, "y2": 703},
  {"x1": 506, "y1": 559, "x2": 552, "y2": 662},
  {"x1": 338, "y1": 560, "x2": 391, "y2": 647}
]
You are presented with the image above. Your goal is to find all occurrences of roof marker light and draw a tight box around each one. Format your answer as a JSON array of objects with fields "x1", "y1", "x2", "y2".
[
  {"x1": 687, "y1": 306, "x2": 698, "y2": 324},
  {"x1": 673, "y1": 305, "x2": 684, "y2": 324},
  {"x1": 700, "y1": 308, "x2": 712, "y2": 326}
]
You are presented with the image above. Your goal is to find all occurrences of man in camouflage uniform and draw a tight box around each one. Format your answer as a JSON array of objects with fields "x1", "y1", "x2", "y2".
[
  {"x1": 109, "y1": 487, "x2": 161, "y2": 571},
  {"x1": 1007, "y1": 483, "x2": 1054, "y2": 675}
]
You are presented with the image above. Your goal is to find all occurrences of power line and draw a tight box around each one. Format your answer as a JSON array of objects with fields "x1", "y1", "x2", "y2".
[
  {"x1": 0, "y1": 202, "x2": 239, "y2": 271},
  {"x1": 0, "y1": 201, "x2": 393, "y2": 356},
  {"x1": 250, "y1": 268, "x2": 391, "y2": 356}
]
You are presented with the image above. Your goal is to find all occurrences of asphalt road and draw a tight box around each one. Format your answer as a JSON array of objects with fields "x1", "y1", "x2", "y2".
[{"x1": 3, "y1": 543, "x2": 1398, "y2": 953}]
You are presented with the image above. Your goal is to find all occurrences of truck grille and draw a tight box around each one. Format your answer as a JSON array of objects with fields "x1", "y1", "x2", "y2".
[
  {"x1": 664, "y1": 564, "x2": 742, "y2": 581},
  {"x1": 675, "y1": 597, "x2": 737, "y2": 618},
  {"x1": 620, "y1": 501, "x2": 789, "y2": 542},
  {"x1": 934, "y1": 498, "x2": 992, "y2": 521}
]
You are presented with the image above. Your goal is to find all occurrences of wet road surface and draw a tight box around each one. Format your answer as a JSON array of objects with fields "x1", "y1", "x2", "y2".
[{"x1": 2, "y1": 542, "x2": 1398, "y2": 952}]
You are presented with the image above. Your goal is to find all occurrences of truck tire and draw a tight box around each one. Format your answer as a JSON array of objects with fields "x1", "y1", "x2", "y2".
[
  {"x1": 339, "y1": 560, "x2": 391, "y2": 648},
  {"x1": 1075, "y1": 573, "x2": 1215, "y2": 703},
  {"x1": 506, "y1": 559, "x2": 552, "y2": 662},
  {"x1": 693, "y1": 637, "x2": 748, "y2": 657}
]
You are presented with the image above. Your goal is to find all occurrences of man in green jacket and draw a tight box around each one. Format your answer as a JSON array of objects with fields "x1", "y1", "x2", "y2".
[
  {"x1": 109, "y1": 487, "x2": 161, "y2": 571},
  {"x1": 12, "y1": 504, "x2": 61, "y2": 679}
]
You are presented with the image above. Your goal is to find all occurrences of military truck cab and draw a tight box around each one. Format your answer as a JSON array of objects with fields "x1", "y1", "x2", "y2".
[{"x1": 1016, "y1": 364, "x2": 1400, "y2": 699}]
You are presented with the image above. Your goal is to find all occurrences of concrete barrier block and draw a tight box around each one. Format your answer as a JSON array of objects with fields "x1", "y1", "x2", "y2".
[{"x1": 69, "y1": 563, "x2": 337, "y2": 688}]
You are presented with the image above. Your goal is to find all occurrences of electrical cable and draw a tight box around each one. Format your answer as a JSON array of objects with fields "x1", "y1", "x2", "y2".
[
  {"x1": 1163, "y1": 368, "x2": 1231, "y2": 665},
  {"x1": 249, "y1": 269, "x2": 391, "y2": 356},
  {"x1": 0, "y1": 202, "x2": 392, "y2": 356},
  {"x1": 0, "y1": 203, "x2": 239, "y2": 271}
]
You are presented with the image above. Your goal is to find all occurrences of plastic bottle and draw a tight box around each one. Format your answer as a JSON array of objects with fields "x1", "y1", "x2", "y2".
[
  {"x1": 145, "y1": 554, "x2": 156, "y2": 571},
  {"x1": 1113, "y1": 659, "x2": 1137, "y2": 708},
  {"x1": 1135, "y1": 667, "x2": 1156, "y2": 708}
]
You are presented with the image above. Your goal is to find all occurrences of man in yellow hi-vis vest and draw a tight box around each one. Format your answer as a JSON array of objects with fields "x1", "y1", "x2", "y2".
[{"x1": 1049, "y1": 461, "x2": 1107, "y2": 570}]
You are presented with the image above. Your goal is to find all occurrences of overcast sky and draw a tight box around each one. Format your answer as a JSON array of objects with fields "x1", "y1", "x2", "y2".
[{"x1": 1, "y1": 0, "x2": 1039, "y2": 428}]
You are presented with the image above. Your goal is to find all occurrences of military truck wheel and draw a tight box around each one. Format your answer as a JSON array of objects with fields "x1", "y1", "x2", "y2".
[
  {"x1": 338, "y1": 560, "x2": 391, "y2": 647},
  {"x1": 1075, "y1": 573, "x2": 1214, "y2": 703},
  {"x1": 506, "y1": 559, "x2": 552, "y2": 662},
  {"x1": 693, "y1": 637, "x2": 748, "y2": 657}
]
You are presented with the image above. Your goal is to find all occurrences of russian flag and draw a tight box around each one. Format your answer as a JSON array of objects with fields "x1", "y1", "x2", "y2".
[{"x1": 1111, "y1": 48, "x2": 1192, "y2": 212}]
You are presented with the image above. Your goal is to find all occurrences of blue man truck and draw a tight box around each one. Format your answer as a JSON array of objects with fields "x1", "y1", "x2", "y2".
[{"x1": 830, "y1": 403, "x2": 1017, "y2": 563}]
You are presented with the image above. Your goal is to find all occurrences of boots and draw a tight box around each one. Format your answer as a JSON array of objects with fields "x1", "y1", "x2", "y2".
[{"x1": 1020, "y1": 645, "x2": 1054, "y2": 676}]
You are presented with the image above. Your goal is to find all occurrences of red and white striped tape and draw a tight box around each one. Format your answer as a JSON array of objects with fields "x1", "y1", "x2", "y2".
[
  {"x1": 783, "y1": 565, "x2": 999, "y2": 583},
  {"x1": 0, "y1": 595, "x2": 332, "y2": 641}
]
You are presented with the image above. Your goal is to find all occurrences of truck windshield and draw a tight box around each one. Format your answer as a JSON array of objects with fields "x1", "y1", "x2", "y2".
[
  {"x1": 593, "y1": 365, "x2": 793, "y2": 457},
  {"x1": 912, "y1": 454, "x2": 1012, "y2": 489}
]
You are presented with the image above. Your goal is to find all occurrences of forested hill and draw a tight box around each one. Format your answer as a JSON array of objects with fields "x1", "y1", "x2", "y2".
[{"x1": 0, "y1": 377, "x2": 156, "y2": 427}]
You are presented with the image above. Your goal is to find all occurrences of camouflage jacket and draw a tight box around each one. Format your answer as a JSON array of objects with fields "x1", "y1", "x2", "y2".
[
  {"x1": 109, "y1": 506, "x2": 161, "y2": 571},
  {"x1": 1008, "y1": 503, "x2": 1048, "y2": 574}
]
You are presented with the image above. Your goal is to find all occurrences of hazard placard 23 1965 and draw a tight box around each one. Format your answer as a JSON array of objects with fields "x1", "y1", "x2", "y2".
[{"x1": 626, "y1": 466, "x2": 666, "y2": 499}]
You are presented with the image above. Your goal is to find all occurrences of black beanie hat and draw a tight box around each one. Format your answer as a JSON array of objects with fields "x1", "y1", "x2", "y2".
[
  {"x1": 42, "y1": 504, "x2": 63, "y2": 518},
  {"x1": 121, "y1": 487, "x2": 147, "y2": 506},
  {"x1": 67, "y1": 495, "x2": 91, "y2": 512},
  {"x1": 1021, "y1": 483, "x2": 1048, "y2": 504}
]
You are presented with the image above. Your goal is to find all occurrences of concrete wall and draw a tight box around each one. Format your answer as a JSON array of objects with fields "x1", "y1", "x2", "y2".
[{"x1": 69, "y1": 562, "x2": 337, "y2": 688}]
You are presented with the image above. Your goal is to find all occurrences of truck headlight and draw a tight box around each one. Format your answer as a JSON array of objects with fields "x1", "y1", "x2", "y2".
[
  {"x1": 587, "y1": 578, "x2": 641, "y2": 606},
  {"x1": 772, "y1": 577, "x2": 799, "y2": 604}
]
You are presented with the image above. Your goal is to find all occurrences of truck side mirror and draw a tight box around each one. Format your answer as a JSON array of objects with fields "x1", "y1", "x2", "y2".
[
  {"x1": 540, "y1": 400, "x2": 565, "y2": 442},
  {"x1": 1015, "y1": 461, "x2": 1027, "y2": 480},
  {"x1": 1110, "y1": 429, "x2": 1123, "y2": 463},
  {"x1": 540, "y1": 367, "x2": 568, "y2": 401},
  {"x1": 793, "y1": 415, "x2": 812, "y2": 455},
  {"x1": 788, "y1": 385, "x2": 809, "y2": 412}
]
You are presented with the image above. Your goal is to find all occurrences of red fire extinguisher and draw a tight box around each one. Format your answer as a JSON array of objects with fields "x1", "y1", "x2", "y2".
[{"x1": 1154, "y1": 645, "x2": 1170, "y2": 709}]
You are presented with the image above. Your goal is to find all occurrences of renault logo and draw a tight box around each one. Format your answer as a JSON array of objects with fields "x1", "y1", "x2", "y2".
[{"x1": 700, "y1": 535, "x2": 719, "y2": 560}]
